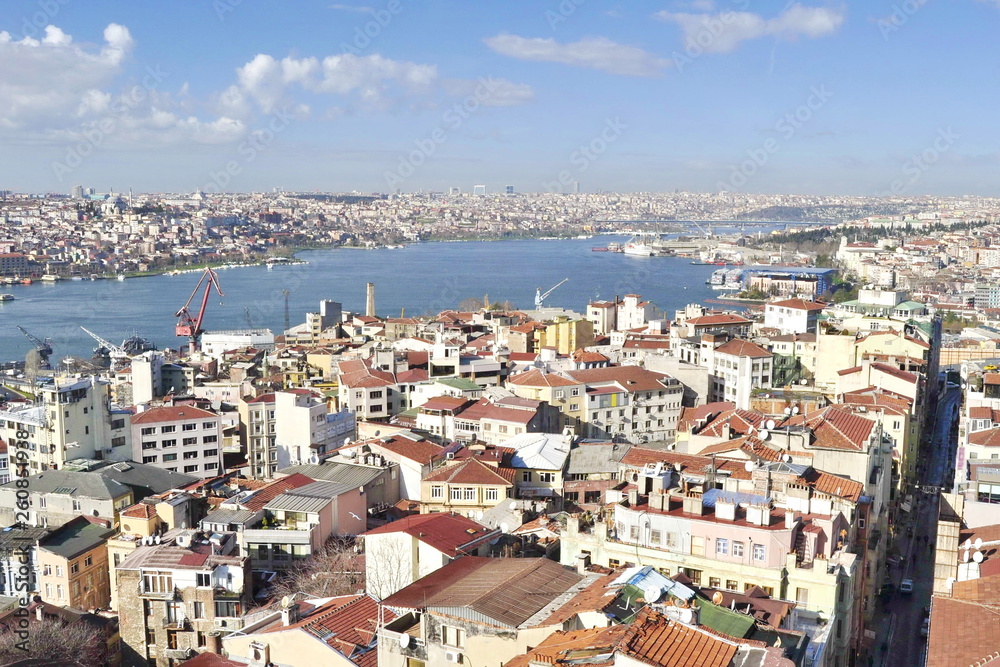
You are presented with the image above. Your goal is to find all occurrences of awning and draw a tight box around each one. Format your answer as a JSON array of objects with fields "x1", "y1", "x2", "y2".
[{"x1": 520, "y1": 487, "x2": 555, "y2": 497}]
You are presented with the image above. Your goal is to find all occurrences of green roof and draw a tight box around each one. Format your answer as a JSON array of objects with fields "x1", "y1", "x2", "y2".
[
  {"x1": 38, "y1": 517, "x2": 115, "y2": 560},
  {"x1": 894, "y1": 301, "x2": 926, "y2": 312},
  {"x1": 397, "y1": 407, "x2": 420, "y2": 418},
  {"x1": 435, "y1": 377, "x2": 481, "y2": 391},
  {"x1": 694, "y1": 597, "x2": 757, "y2": 639}
]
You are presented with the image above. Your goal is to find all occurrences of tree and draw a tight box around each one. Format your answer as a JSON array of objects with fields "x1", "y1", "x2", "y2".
[
  {"x1": 0, "y1": 617, "x2": 106, "y2": 666},
  {"x1": 364, "y1": 535, "x2": 415, "y2": 600},
  {"x1": 270, "y1": 537, "x2": 365, "y2": 600}
]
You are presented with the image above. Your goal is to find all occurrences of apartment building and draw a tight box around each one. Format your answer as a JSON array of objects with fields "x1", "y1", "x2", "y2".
[
  {"x1": 132, "y1": 405, "x2": 223, "y2": 478},
  {"x1": 116, "y1": 529, "x2": 252, "y2": 667},
  {"x1": 420, "y1": 456, "x2": 514, "y2": 516},
  {"x1": 567, "y1": 365, "x2": 684, "y2": 443},
  {"x1": 239, "y1": 389, "x2": 334, "y2": 479},
  {"x1": 699, "y1": 338, "x2": 774, "y2": 410},
  {"x1": 37, "y1": 516, "x2": 115, "y2": 611}
]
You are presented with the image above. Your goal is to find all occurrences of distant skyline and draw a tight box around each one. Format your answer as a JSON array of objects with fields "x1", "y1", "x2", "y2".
[{"x1": 1, "y1": 1, "x2": 997, "y2": 196}]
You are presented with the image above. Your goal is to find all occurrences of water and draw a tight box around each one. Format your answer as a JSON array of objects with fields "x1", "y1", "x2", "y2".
[{"x1": 0, "y1": 234, "x2": 756, "y2": 362}]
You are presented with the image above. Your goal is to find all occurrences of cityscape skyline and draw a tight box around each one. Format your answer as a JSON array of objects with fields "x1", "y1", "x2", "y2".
[{"x1": 2, "y1": 1, "x2": 997, "y2": 196}]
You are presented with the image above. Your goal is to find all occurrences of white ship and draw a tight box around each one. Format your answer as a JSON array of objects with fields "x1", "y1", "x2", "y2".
[
  {"x1": 622, "y1": 234, "x2": 657, "y2": 256},
  {"x1": 707, "y1": 269, "x2": 727, "y2": 286}
]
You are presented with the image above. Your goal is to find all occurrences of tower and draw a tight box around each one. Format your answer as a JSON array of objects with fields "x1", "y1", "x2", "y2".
[{"x1": 366, "y1": 282, "x2": 376, "y2": 318}]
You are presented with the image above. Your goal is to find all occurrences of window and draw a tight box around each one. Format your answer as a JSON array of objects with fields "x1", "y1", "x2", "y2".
[
  {"x1": 521, "y1": 471, "x2": 532, "y2": 482},
  {"x1": 442, "y1": 625, "x2": 465, "y2": 649},
  {"x1": 163, "y1": 453, "x2": 177, "y2": 462},
  {"x1": 796, "y1": 587, "x2": 809, "y2": 606},
  {"x1": 649, "y1": 529, "x2": 662, "y2": 544},
  {"x1": 203, "y1": 422, "x2": 216, "y2": 430},
  {"x1": 608, "y1": 558, "x2": 621, "y2": 568},
  {"x1": 184, "y1": 451, "x2": 199, "y2": 460},
  {"x1": 43, "y1": 564, "x2": 51, "y2": 576},
  {"x1": 143, "y1": 455, "x2": 158, "y2": 464},
  {"x1": 451, "y1": 487, "x2": 462, "y2": 501},
  {"x1": 753, "y1": 543, "x2": 766, "y2": 561},
  {"x1": 204, "y1": 449, "x2": 218, "y2": 459},
  {"x1": 183, "y1": 423, "x2": 197, "y2": 431},
  {"x1": 84, "y1": 556, "x2": 92, "y2": 567},
  {"x1": 162, "y1": 439, "x2": 176, "y2": 447},
  {"x1": 569, "y1": 403, "x2": 579, "y2": 411},
  {"x1": 665, "y1": 532, "x2": 678, "y2": 549},
  {"x1": 111, "y1": 436, "x2": 126, "y2": 447},
  {"x1": 463, "y1": 488, "x2": 475, "y2": 501},
  {"x1": 629, "y1": 525, "x2": 640, "y2": 541},
  {"x1": 203, "y1": 435, "x2": 218, "y2": 443},
  {"x1": 431, "y1": 486, "x2": 443, "y2": 499},
  {"x1": 486, "y1": 488, "x2": 498, "y2": 501},
  {"x1": 716, "y1": 538, "x2": 729, "y2": 556},
  {"x1": 732, "y1": 541, "x2": 744, "y2": 558},
  {"x1": 709, "y1": 577, "x2": 721, "y2": 589},
  {"x1": 196, "y1": 573, "x2": 211, "y2": 587},
  {"x1": 55, "y1": 566, "x2": 62, "y2": 577},
  {"x1": 161, "y1": 425, "x2": 176, "y2": 433},
  {"x1": 38, "y1": 496, "x2": 46, "y2": 509},
  {"x1": 538, "y1": 472, "x2": 556, "y2": 483},
  {"x1": 141, "y1": 441, "x2": 158, "y2": 450},
  {"x1": 690, "y1": 536, "x2": 705, "y2": 556},
  {"x1": 143, "y1": 571, "x2": 173, "y2": 594},
  {"x1": 183, "y1": 437, "x2": 197, "y2": 446},
  {"x1": 726, "y1": 579, "x2": 739, "y2": 591},
  {"x1": 685, "y1": 568, "x2": 702, "y2": 585},
  {"x1": 140, "y1": 427, "x2": 155, "y2": 435},
  {"x1": 44, "y1": 583, "x2": 52, "y2": 598},
  {"x1": 197, "y1": 631, "x2": 207, "y2": 647},
  {"x1": 184, "y1": 465, "x2": 199, "y2": 473},
  {"x1": 215, "y1": 601, "x2": 242, "y2": 617}
]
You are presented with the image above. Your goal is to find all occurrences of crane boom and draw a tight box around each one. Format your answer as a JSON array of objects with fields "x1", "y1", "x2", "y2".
[
  {"x1": 175, "y1": 268, "x2": 225, "y2": 351},
  {"x1": 16, "y1": 326, "x2": 52, "y2": 369},
  {"x1": 535, "y1": 278, "x2": 569, "y2": 309},
  {"x1": 81, "y1": 327, "x2": 126, "y2": 357}
]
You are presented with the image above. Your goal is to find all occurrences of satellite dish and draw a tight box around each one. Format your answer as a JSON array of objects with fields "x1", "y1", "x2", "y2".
[
  {"x1": 792, "y1": 406, "x2": 799, "y2": 415},
  {"x1": 975, "y1": 538, "x2": 984, "y2": 550},
  {"x1": 784, "y1": 408, "x2": 792, "y2": 415},
  {"x1": 800, "y1": 379, "x2": 808, "y2": 385},
  {"x1": 974, "y1": 551, "x2": 985, "y2": 564},
  {"x1": 677, "y1": 608, "x2": 694, "y2": 624},
  {"x1": 945, "y1": 576, "x2": 956, "y2": 590},
  {"x1": 758, "y1": 429, "x2": 769, "y2": 440},
  {"x1": 766, "y1": 419, "x2": 776, "y2": 430},
  {"x1": 964, "y1": 539, "x2": 973, "y2": 550},
  {"x1": 643, "y1": 585, "x2": 662, "y2": 603},
  {"x1": 374, "y1": 430, "x2": 381, "y2": 437},
  {"x1": 475, "y1": 511, "x2": 484, "y2": 520},
  {"x1": 744, "y1": 461, "x2": 755, "y2": 472},
  {"x1": 782, "y1": 454, "x2": 792, "y2": 463},
  {"x1": 712, "y1": 591, "x2": 725, "y2": 605},
  {"x1": 398, "y1": 633, "x2": 411, "y2": 649},
  {"x1": 499, "y1": 522, "x2": 509, "y2": 533},
  {"x1": 154, "y1": 535, "x2": 162, "y2": 545},
  {"x1": 963, "y1": 550, "x2": 971, "y2": 563},
  {"x1": 280, "y1": 595, "x2": 292, "y2": 609}
]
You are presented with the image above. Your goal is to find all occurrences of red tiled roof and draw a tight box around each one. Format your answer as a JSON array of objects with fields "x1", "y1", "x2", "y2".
[
  {"x1": 970, "y1": 406, "x2": 994, "y2": 420},
  {"x1": 367, "y1": 435, "x2": 443, "y2": 465},
  {"x1": 507, "y1": 368, "x2": 579, "y2": 387},
  {"x1": 363, "y1": 513, "x2": 498, "y2": 557},
  {"x1": 619, "y1": 608, "x2": 738, "y2": 667},
  {"x1": 799, "y1": 468, "x2": 864, "y2": 502},
  {"x1": 797, "y1": 406, "x2": 875, "y2": 452},
  {"x1": 423, "y1": 457, "x2": 514, "y2": 486},
  {"x1": 769, "y1": 298, "x2": 826, "y2": 311},
  {"x1": 870, "y1": 362, "x2": 918, "y2": 384},
  {"x1": 685, "y1": 314, "x2": 752, "y2": 327},
  {"x1": 264, "y1": 594, "x2": 389, "y2": 665},
  {"x1": 242, "y1": 473, "x2": 315, "y2": 511},
  {"x1": 969, "y1": 429, "x2": 1000, "y2": 448},
  {"x1": 120, "y1": 503, "x2": 158, "y2": 520},
  {"x1": 622, "y1": 447, "x2": 753, "y2": 481},
  {"x1": 131, "y1": 405, "x2": 216, "y2": 424},
  {"x1": 418, "y1": 395, "x2": 472, "y2": 412},
  {"x1": 713, "y1": 339, "x2": 772, "y2": 359},
  {"x1": 926, "y1": 591, "x2": 1000, "y2": 667},
  {"x1": 567, "y1": 365, "x2": 673, "y2": 393}
]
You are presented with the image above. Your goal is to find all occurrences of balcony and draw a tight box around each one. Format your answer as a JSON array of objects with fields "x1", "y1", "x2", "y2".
[
  {"x1": 380, "y1": 614, "x2": 426, "y2": 661},
  {"x1": 161, "y1": 617, "x2": 190, "y2": 631}
]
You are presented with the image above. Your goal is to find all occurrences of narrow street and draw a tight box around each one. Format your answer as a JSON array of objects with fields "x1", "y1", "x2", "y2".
[{"x1": 877, "y1": 385, "x2": 960, "y2": 667}]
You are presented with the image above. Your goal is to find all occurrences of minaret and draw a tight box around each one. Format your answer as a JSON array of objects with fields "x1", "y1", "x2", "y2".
[{"x1": 366, "y1": 282, "x2": 376, "y2": 317}]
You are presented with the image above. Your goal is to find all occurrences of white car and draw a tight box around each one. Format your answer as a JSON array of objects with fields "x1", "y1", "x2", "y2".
[{"x1": 900, "y1": 578, "x2": 914, "y2": 594}]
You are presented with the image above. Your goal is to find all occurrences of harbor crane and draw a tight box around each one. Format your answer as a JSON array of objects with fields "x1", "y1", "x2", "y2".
[
  {"x1": 80, "y1": 327, "x2": 130, "y2": 370},
  {"x1": 16, "y1": 326, "x2": 52, "y2": 369},
  {"x1": 175, "y1": 267, "x2": 225, "y2": 351},
  {"x1": 535, "y1": 278, "x2": 568, "y2": 309}
]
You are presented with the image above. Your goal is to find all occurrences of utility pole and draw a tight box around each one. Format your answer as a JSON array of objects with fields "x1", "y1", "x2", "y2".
[{"x1": 283, "y1": 290, "x2": 290, "y2": 334}]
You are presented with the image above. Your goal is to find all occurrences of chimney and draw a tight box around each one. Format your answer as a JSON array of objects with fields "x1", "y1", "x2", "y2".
[
  {"x1": 785, "y1": 509, "x2": 796, "y2": 530},
  {"x1": 281, "y1": 601, "x2": 300, "y2": 626},
  {"x1": 35, "y1": 605, "x2": 44, "y2": 622},
  {"x1": 628, "y1": 488, "x2": 639, "y2": 506},
  {"x1": 747, "y1": 503, "x2": 769, "y2": 526},
  {"x1": 366, "y1": 282, "x2": 376, "y2": 318},
  {"x1": 715, "y1": 498, "x2": 736, "y2": 521},
  {"x1": 721, "y1": 422, "x2": 730, "y2": 440},
  {"x1": 576, "y1": 552, "x2": 591, "y2": 575},
  {"x1": 682, "y1": 492, "x2": 704, "y2": 516}
]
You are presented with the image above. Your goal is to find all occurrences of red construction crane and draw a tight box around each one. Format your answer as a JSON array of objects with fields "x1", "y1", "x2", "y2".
[{"x1": 175, "y1": 267, "x2": 225, "y2": 351}]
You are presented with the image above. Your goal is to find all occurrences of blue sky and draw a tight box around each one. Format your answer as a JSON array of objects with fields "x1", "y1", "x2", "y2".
[{"x1": 0, "y1": 0, "x2": 997, "y2": 196}]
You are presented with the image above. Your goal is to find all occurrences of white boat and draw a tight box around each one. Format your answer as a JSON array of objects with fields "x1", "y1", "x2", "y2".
[
  {"x1": 0, "y1": 294, "x2": 14, "y2": 301},
  {"x1": 707, "y1": 269, "x2": 727, "y2": 286},
  {"x1": 623, "y1": 242, "x2": 656, "y2": 256},
  {"x1": 116, "y1": 274, "x2": 125, "y2": 281},
  {"x1": 40, "y1": 274, "x2": 61, "y2": 282}
]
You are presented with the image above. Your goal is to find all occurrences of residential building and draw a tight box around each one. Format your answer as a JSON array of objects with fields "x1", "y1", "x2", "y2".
[
  {"x1": 420, "y1": 456, "x2": 515, "y2": 517},
  {"x1": 567, "y1": 365, "x2": 684, "y2": 443},
  {"x1": 701, "y1": 338, "x2": 774, "y2": 410},
  {"x1": 115, "y1": 529, "x2": 252, "y2": 667},
  {"x1": 132, "y1": 405, "x2": 223, "y2": 478},
  {"x1": 37, "y1": 516, "x2": 115, "y2": 611},
  {"x1": 0, "y1": 525, "x2": 49, "y2": 599},
  {"x1": 764, "y1": 298, "x2": 826, "y2": 334},
  {"x1": 362, "y1": 512, "x2": 499, "y2": 599},
  {"x1": 240, "y1": 389, "x2": 336, "y2": 479}
]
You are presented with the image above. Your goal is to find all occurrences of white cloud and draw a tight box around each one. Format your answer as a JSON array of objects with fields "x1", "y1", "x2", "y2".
[
  {"x1": 484, "y1": 34, "x2": 669, "y2": 77},
  {"x1": 656, "y1": 3, "x2": 845, "y2": 54},
  {"x1": 0, "y1": 23, "x2": 245, "y2": 146}
]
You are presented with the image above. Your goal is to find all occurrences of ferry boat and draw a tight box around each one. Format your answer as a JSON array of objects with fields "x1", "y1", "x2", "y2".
[
  {"x1": 718, "y1": 269, "x2": 744, "y2": 291},
  {"x1": 622, "y1": 235, "x2": 657, "y2": 256},
  {"x1": 40, "y1": 274, "x2": 61, "y2": 282},
  {"x1": 707, "y1": 269, "x2": 727, "y2": 286}
]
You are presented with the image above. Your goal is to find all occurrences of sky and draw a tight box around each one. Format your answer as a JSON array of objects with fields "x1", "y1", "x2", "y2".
[{"x1": 0, "y1": 0, "x2": 997, "y2": 196}]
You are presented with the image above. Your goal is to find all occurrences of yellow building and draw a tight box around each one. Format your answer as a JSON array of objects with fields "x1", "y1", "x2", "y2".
[
  {"x1": 38, "y1": 516, "x2": 115, "y2": 611},
  {"x1": 536, "y1": 318, "x2": 595, "y2": 356},
  {"x1": 507, "y1": 369, "x2": 586, "y2": 432},
  {"x1": 108, "y1": 502, "x2": 166, "y2": 611},
  {"x1": 420, "y1": 457, "x2": 514, "y2": 517}
]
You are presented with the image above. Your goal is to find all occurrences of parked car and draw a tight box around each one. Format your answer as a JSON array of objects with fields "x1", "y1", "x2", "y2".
[
  {"x1": 879, "y1": 582, "x2": 895, "y2": 601},
  {"x1": 900, "y1": 578, "x2": 914, "y2": 594},
  {"x1": 920, "y1": 617, "x2": 930, "y2": 637}
]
